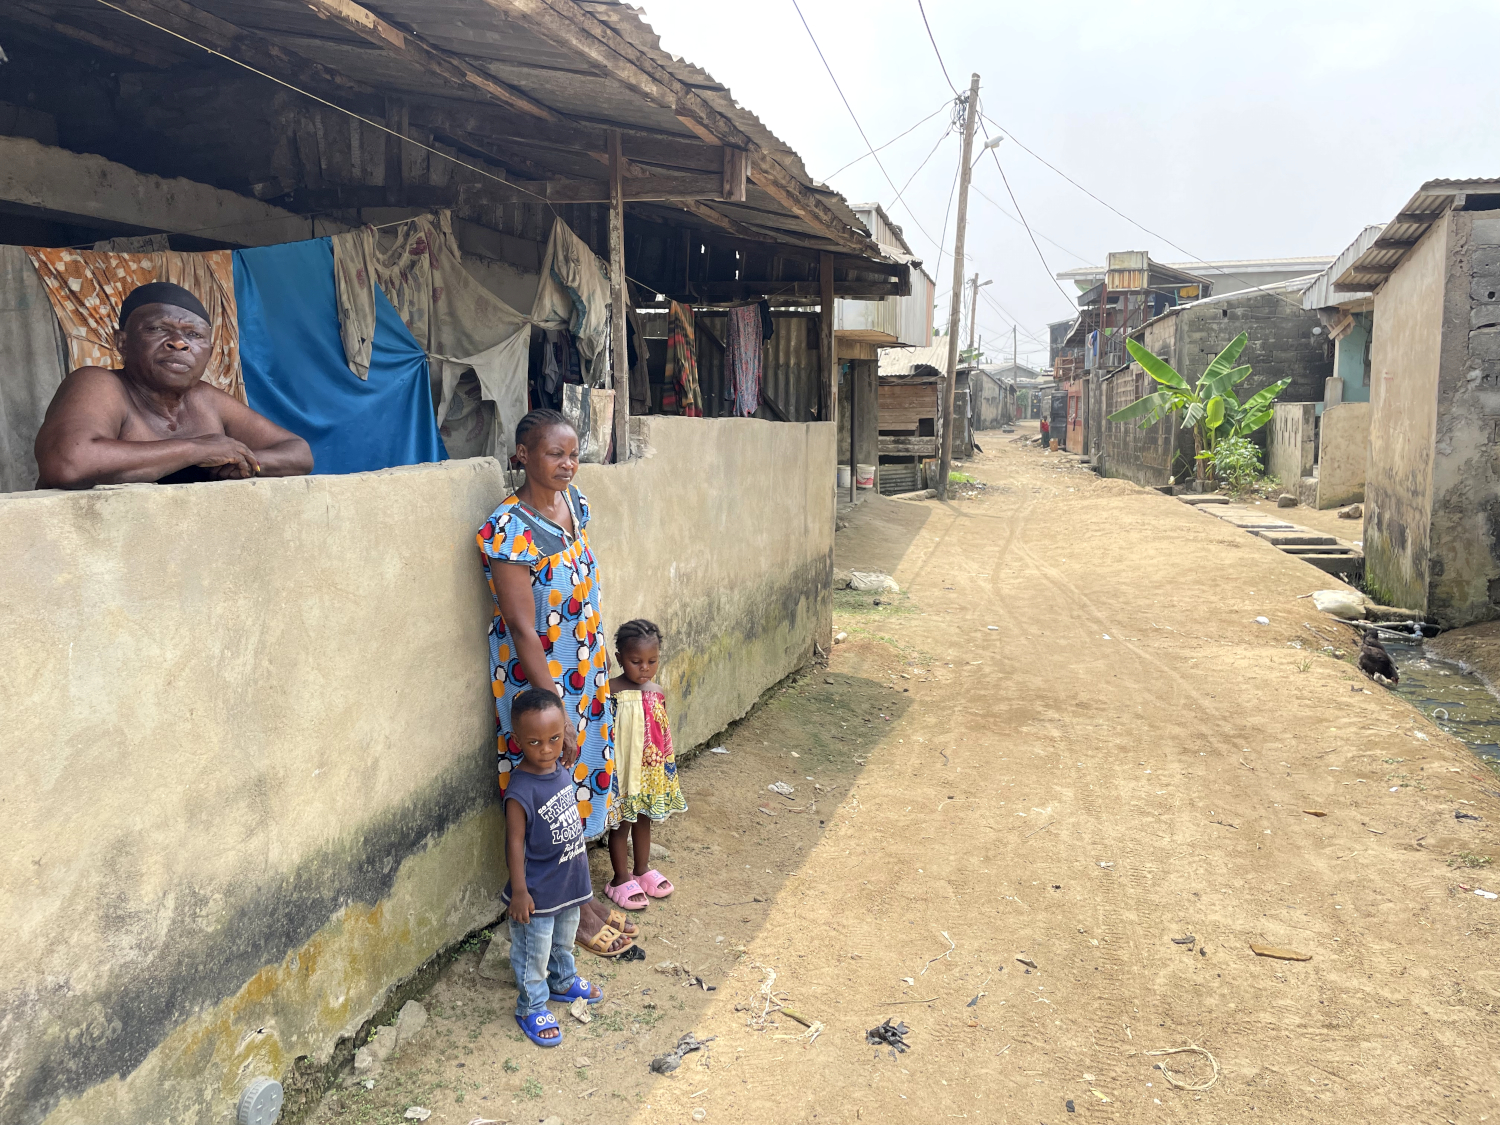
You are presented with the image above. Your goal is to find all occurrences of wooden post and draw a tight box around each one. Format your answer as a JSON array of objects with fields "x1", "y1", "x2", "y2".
[
  {"x1": 819, "y1": 251, "x2": 836, "y2": 426},
  {"x1": 609, "y1": 129, "x2": 630, "y2": 463},
  {"x1": 938, "y1": 73, "x2": 981, "y2": 500},
  {"x1": 848, "y1": 360, "x2": 858, "y2": 504}
]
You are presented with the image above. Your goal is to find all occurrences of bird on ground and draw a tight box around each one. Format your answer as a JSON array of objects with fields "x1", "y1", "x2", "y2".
[{"x1": 1358, "y1": 633, "x2": 1399, "y2": 686}]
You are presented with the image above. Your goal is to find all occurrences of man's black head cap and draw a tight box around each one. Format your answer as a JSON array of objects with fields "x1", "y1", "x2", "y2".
[{"x1": 118, "y1": 282, "x2": 212, "y2": 331}]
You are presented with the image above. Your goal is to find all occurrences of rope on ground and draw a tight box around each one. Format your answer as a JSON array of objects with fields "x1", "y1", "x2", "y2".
[{"x1": 1144, "y1": 1043, "x2": 1220, "y2": 1091}]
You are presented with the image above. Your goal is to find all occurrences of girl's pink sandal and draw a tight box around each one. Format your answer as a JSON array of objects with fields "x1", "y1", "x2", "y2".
[
  {"x1": 638, "y1": 869, "x2": 674, "y2": 898},
  {"x1": 606, "y1": 878, "x2": 649, "y2": 911}
]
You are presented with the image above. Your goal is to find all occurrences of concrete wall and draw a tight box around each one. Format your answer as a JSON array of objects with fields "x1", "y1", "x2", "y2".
[
  {"x1": 1316, "y1": 401, "x2": 1371, "y2": 509},
  {"x1": 1102, "y1": 314, "x2": 1190, "y2": 487},
  {"x1": 0, "y1": 416, "x2": 832, "y2": 1125},
  {"x1": 1268, "y1": 402, "x2": 1316, "y2": 485},
  {"x1": 577, "y1": 416, "x2": 834, "y2": 746},
  {"x1": 1103, "y1": 289, "x2": 1334, "y2": 487},
  {"x1": 1365, "y1": 213, "x2": 1449, "y2": 613},
  {"x1": 1427, "y1": 212, "x2": 1500, "y2": 625}
]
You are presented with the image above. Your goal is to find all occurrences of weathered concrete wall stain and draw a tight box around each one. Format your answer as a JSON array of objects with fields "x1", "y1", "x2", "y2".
[
  {"x1": 1365, "y1": 213, "x2": 1450, "y2": 612},
  {"x1": 2, "y1": 417, "x2": 834, "y2": 1125},
  {"x1": 1426, "y1": 212, "x2": 1500, "y2": 625},
  {"x1": 1316, "y1": 401, "x2": 1371, "y2": 509}
]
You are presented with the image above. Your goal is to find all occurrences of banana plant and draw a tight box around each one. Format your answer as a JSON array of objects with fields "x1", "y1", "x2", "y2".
[{"x1": 1107, "y1": 331, "x2": 1290, "y2": 484}]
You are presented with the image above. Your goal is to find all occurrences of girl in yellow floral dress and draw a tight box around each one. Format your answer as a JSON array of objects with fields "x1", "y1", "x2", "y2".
[{"x1": 604, "y1": 620, "x2": 687, "y2": 909}]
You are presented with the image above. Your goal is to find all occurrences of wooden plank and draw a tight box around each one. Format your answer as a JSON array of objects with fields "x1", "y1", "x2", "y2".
[
  {"x1": 819, "y1": 251, "x2": 836, "y2": 424},
  {"x1": 303, "y1": 0, "x2": 559, "y2": 121},
  {"x1": 479, "y1": 0, "x2": 872, "y2": 254},
  {"x1": 609, "y1": 129, "x2": 630, "y2": 463},
  {"x1": 483, "y1": 173, "x2": 726, "y2": 203},
  {"x1": 102, "y1": 0, "x2": 373, "y2": 101},
  {"x1": 722, "y1": 147, "x2": 748, "y2": 203},
  {"x1": 672, "y1": 200, "x2": 776, "y2": 243},
  {"x1": 879, "y1": 437, "x2": 937, "y2": 456},
  {"x1": 9, "y1": 4, "x2": 179, "y2": 67}
]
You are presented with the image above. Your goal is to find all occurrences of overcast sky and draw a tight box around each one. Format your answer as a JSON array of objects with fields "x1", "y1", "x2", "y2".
[{"x1": 637, "y1": 0, "x2": 1499, "y2": 368}]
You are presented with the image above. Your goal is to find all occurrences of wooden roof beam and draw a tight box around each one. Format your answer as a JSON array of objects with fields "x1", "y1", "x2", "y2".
[
  {"x1": 101, "y1": 0, "x2": 374, "y2": 101},
  {"x1": 479, "y1": 0, "x2": 873, "y2": 255},
  {"x1": 301, "y1": 0, "x2": 559, "y2": 122},
  {"x1": 8, "y1": 4, "x2": 180, "y2": 67}
]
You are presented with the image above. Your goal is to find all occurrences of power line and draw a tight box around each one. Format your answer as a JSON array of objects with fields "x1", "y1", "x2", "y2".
[
  {"x1": 822, "y1": 101, "x2": 949, "y2": 181},
  {"x1": 887, "y1": 120, "x2": 954, "y2": 222},
  {"x1": 915, "y1": 0, "x2": 960, "y2": 96},
  {"x1": 979, "y1": 129, "x2": 1077, "y2": 310},
  {"x1": 792, "y1": 0, "x2": 953, "y2": 259},
  {"x1": 94, "y1": 0, "x2": 555, "y2": 211},
  {"x1": 977, "y1": 109, "x2": 1305, "y2": 309},
  {"x1": 969, "y1": 182, "x2": 1090, "y2": 264}
]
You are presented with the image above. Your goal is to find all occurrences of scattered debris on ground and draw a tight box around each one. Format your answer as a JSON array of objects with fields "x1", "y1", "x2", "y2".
[
  {"x1": 866, "y1": 1019, "x2": 911, "y2": 1054},
  {"x1": 649, "y1": 1033, "x2": 715, "y2": 1074}
]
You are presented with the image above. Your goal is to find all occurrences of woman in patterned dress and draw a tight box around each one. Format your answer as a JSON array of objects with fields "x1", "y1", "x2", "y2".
[{"x1": 477, "y1": 409, "x2": 634, "y2": 955}]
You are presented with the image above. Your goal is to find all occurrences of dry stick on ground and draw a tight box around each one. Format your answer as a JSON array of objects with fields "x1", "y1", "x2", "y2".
[
  {"x1": 920, "y1": 932, "x2": 956, "y2": 975},
  {"x1": 1025, "y1": 821, "x2": 1054, "y2": 839},
  {"x1": 873, "y1": 996, "x2": 940, "y2": 1006},
  {"x1": 1144, "y1": 1044, "x2": 1221, "y2": 1091}
]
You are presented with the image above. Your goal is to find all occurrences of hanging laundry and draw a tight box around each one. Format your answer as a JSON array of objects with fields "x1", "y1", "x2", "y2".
[
  {"x1": 626, "y1": 304, "x2": 651, "y2": 414},
  {"x1": 234, "y1": 237, "x2": 443, "y2": 475},
  {"x1": 562, "y1": 384, "x2": 615, "y2": 464},
  {"x1": 0, "y1": 246, "x2": 70, "y2": 492},
  {"x1": 331, "y1": 210, "x2": 530, "y2": 458},
  {"x1": 531, "y1": 218, "x2": 612, "y2": 384},
  {"x1": 25, "y1": 246, "x2": 243, "y2": 401},
  {"x1": 726, "y1": 303, "x2": 763, "y2": 418},
  {"x1": 665, "y1": 301, "x2": 703, "y2": 417},
  {"x1": 758, "y1": 298, "x2": 774, "y2": 342}
]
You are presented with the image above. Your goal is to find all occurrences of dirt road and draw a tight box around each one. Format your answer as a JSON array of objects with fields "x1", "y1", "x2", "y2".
[{"x1": 312, "y1": 427, "x2": 1500, "y2": 1125}]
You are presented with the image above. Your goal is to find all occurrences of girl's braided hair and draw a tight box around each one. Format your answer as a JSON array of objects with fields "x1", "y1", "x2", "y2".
[
  {"x1": 515, "y1": 408, "x2": 574, "y2": 449},
  {"x1": 615, "y1": 619, "x2": 662, "y2": 650}
]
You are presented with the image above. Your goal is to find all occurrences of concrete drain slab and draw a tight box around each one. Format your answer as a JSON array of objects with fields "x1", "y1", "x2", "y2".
[{"x1": 1180, "y1": 497, "x2": 1362, "y2": 577}]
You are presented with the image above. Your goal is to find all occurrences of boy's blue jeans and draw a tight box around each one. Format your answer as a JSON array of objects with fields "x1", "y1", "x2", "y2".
[{"x1": 508, "y1": 905, "x2": 581, "y2": 1018}]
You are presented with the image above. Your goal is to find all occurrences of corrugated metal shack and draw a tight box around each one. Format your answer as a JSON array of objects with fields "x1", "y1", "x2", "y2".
[
  {"x1": 876, "y1": 339, "x2": 971, "y2": 493},
  {"x1": 0, "y1": 0, "x2": 907, "y2": 450}
]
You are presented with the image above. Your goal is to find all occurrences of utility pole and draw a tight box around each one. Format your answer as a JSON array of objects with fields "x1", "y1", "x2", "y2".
[
  {"x1": 966, "y1": 274, "x2": 990, "y2": 363},
  {"x1": 1012, "y1": 324, "x2": 1017, "y2": 369},
  {"x1": 938, "y1": 72, "x2": 981, "y2": 500}
]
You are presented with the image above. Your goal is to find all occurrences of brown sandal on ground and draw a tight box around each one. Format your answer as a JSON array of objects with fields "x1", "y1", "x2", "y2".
[
  {"x1": 605, "y1": 908, "x2": 639, "y2": 936},
  {"x1": 579, "y1": 923, "x2": 635, "y2": 958}
]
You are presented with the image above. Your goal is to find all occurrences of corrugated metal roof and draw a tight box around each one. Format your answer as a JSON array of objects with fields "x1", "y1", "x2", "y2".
[
  {"x1": 879, "y1": 338, "x2": 952, "y2": 376},
  {"x1": 16, "y1": 0, "x2": 891, "y2": 262},
  {"x1": 1302, "y1": 225, "x2": 1385, "y2": 309},
  {"x1": 1058, "y1": 256, "x2": 1336, "y2": 282},
  {"x1": 1332, "y1": 178, "x2": 1500, "y2": 293}
]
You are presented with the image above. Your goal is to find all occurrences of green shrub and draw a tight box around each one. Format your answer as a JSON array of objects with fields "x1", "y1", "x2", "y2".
[{"x1": 1210, "y1": 436, "x2": 1263, "y2": 495}]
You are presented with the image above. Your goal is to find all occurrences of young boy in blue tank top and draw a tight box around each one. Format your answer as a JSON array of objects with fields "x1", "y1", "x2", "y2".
[{"x1": 504, "y1": 689, "x2": 604, "y2": 1047}]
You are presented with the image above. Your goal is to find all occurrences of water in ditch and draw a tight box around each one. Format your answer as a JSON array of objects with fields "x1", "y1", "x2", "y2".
[{"x1": 1387, "y1": 640, "x2": 1500, "y2": 772}]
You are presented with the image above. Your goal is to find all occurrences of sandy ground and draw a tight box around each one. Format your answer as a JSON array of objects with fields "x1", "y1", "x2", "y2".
[{"x1": 309, "y1": 429, "x2": 1500, "y2": 1125}]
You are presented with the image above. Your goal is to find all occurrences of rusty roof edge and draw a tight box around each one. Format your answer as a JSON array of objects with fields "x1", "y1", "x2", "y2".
[
  {"x1": 1333, "y1": 177, "x2": 1500, "y2": 291},
  {"x1": 584, "y1": 1, "x2": 879, "y2": 253}
]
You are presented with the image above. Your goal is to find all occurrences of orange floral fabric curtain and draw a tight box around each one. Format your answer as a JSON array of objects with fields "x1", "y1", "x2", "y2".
[{"x1": 24, "y1": 248, "x2": 245, "y2": 402}]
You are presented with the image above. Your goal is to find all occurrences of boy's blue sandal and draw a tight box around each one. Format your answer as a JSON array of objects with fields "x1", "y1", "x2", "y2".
[
  {"x1": 516, "y1": 1010, "x2": 563, "y2": 1047},
  {"x1": 549, "y1": 976, "x2": 603, "y2": 1005}
]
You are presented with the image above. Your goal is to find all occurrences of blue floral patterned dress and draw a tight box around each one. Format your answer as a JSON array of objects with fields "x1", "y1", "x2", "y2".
[{"x1": 477, "y1": 486, "x2": 614, "y2": 839}]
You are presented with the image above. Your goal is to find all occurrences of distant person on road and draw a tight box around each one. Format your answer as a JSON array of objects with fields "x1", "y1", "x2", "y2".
[
  {"x1": 33, "y1": 282, "x2": 311, "y2": 488},
  {"x1": 1039, "y1": 416, "x2": 1050, "y2": 447}
]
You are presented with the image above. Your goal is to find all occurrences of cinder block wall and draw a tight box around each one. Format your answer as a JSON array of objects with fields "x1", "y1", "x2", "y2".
[
  {"x1": 1427, "y1": 211, "x2": 1500, "y2": 625},
  {"x1": 1101, "y1": 290, "x2": 1333, "y2": 486},
  {"x1": 0, "y1": 416, "x2": 832, "y2": 1125}
]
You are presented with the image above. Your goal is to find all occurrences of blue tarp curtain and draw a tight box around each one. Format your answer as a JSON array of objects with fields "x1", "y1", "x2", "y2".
[{"x1": 233, "y1": 237, "x2": 444, "y2": 475}]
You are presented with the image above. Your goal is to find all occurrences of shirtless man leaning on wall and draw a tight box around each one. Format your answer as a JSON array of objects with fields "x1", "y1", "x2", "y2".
[{"x1": 34, "y1": 281, "x2": 312, "y2": 489}]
